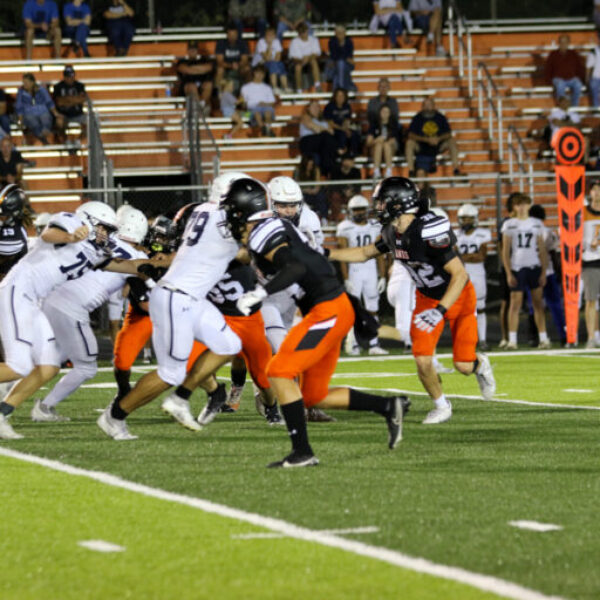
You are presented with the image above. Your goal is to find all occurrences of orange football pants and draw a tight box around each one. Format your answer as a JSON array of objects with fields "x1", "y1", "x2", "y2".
[
  {"x1": 410, "y1": 281, "x2": 478, "y2": 363},
  {"x1": 267, "y1": 292, "x2": 354, "y2": 407}
]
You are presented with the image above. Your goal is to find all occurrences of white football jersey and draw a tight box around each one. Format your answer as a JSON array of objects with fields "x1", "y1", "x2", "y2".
[
  {"x1": 0, "y1": 212, "x2": 111, "y2": 300},
  {"x1": 160, "y1": 207, "x2": 238, "y2": 299},
  {"x1": 455, "y1": 226, "x2": 491, "y2": 279},
  {"x1": 298, "y1": 205, "x2": 324, "y2": 250},
  {"x1": 337, "y1": 218, "x2": 381, "y2": 275},
  {"x1": 501, "y1": 217, "x2": 543, "y2": 270},
  {"x1": 44, "y1": 237, "x2": 146, "y2": 320}
]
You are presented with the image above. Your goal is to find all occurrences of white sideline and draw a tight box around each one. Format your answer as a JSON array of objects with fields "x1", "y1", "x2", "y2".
[
  {"x1": 78, "y1": 539, "x2": 126, "y2": 552},
  {"x1": 232, "y1": 526, "x2": 380, "y2": 539},
  {"x1": 0, "y1": 447, "x2": 564, "y2": 600},
  {"x1": 508, "y1": 521, "x2": 563, "y2": 533}
]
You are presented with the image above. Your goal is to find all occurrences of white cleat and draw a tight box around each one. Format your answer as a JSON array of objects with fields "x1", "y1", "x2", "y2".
[
  {"x1": 475, "y1": 353, "x2": 496, "y2": 401},
  {"x1": 97, "y1": 406, "x2": 138, "y2": 441},
  {"x1": 368, "y1": 346, "x2": 389, "y2": 356},
  {"x1": 505, "y1": 341, "x2": 518, "y2": 350},
  {"x1": 31, "y1": 399, "x2": 70, "y2": 422},
  {"x1": 538, "y1": 340, "x2": 552, "y2": 350},
  {"x1": 0, "y1": 414, "x2": 24, "y2": 440},
  {"x1": 161, "y1": 395, "x2": 201, "y2": 431},
  {"x1": 347, "y1": 347, "x2": 361, "y2": 356},
  {"x1": 422, "y1": 403, "x2": 452, "y2": 425}
]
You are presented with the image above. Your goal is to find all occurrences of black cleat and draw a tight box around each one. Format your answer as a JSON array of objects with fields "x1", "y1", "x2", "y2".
[
  {"x1": 306, "y1": 407, "x2": 337, "y2": 422},
  {"x1": 386, "y1": 395, "x2": 409, "y2": 449},
  {"x1": 264, "y1": 403, "x2": 284, "y2": 425},
  {"x1": 197, "y1": 383, "x2": 227, "y2": 426},
  {"x1": 267, "y1": 451, "x2": 319, "y2": 468}
]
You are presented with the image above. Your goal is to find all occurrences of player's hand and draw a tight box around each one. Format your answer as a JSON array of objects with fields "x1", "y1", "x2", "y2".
[
  {"x1": 344, "y1": 279, "x2": 355, "y2": 295},
  {"x1": 236, "y1": 286, "x2": 267, "y2": 316},
  {"x1": 377, "y1": 277, "x2": 386, "y2": 294},
  {"x1": 71, "y1": 225, "x2": 89, "y2": 242},
  {"x1": 413, "y1": 308, "x2": 444, "y2": 333}
]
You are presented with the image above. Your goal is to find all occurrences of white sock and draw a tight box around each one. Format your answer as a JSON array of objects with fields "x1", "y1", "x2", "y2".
[
  {"x1": 509, "y1": 331, "x2": 517, "y2": 344},
  {"x1": 369, "y1": 337, "x2": 379, "y2": 348},
  {"x1": 43, "y1": 365, "x2": 96, "y2": 408},
  {"x1": 434, "y1": 395, "x2": 450, "y2": 409},
  {"x1": 477, "y1": 312, "x2": 487, "y2": 343},
  {"x1": 539, "y1": 331, "x2": 549, "y2": 343}
]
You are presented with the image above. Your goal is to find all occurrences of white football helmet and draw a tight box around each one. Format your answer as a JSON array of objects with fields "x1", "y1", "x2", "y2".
[
  {"x1": 457, "y1": 203, "x2": 478, "y2": 230},
  {"x1": 347, "y1": 195, "x2": 370, "y2": 223},
  {"x1": 33, "y1": 211, "x2": 51, "y2": 235},
  {"x1": 208, "y1": 171, "x2": 249, "y2": 204},
  {"x1": 269, "y1": 176, "x2": 303, "y2": 225},
  {"x1": 117, "y1": 207, "x2": 148, "y2": 245},
  {"x1": 76, "y1": 201, "x2": 118, "y2": 246}
]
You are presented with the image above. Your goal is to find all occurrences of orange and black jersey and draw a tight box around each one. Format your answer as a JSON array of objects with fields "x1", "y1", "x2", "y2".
[
  {"x1": 378, "y1": 211, "x2": 458, "y2": 301},
  {"x1": 249, "y1": 217, "x2": 343, "y2": 313},
  {"x1": 0, "y1": 222, "x2": 28, "y2": 276},
  {"x1": 208, "y1": 259, "x2": 260, "y2": 317}
]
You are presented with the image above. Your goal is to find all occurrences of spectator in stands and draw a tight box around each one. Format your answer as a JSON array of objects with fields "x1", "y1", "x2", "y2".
[
  {"x1": 63, "y1": 0, "x2": 91, "y2": 57},
  {"x1": 289, "y1": 22, "x2": 322, "y2": 92},
  {"x1": 53, "y1": 65, "x2": 87, "y2": 146},
  {"x1": 325, "y1": 24, "x2": 356, "y2": 91},
  {"x1": 16, "y1": 73, "x2": 59, "y2": 145},
  {"x1": 324, "y1": 88, "x2": 361, "y2": 156},
  {"x1": 408, "y1": 0, "x2": 444, "y2": 56},
  {"x1": 405, "y1": 97, "x2": 462, "y2": 177},
  {"x1": 583, "y1": 179, "x2": 600, "y2": 348},
  {"x1": 104, "y1": 0, "x2": 135, "y2": 57},
  {"x1": 298, "y1": 100, "x2": 339, "y2": 177},
  {"x1": 0, "y1": 90, "x2": 10, "y2": 140},
  {"x1": 252, "y1": 26, "x2": 291, "y2": 94},
  {"x1": 547, "y1": 95, "x2": 589, "y2": 163},
  {"x1": 228, "y1": 0, "x2": 267, "y2": 39},
  {"x1": 176, "y1": 41, "x2": 214, "y2": 113},
  {"x1": 240, "y1": 65, "x2": 276, "y2": 137},
  {"x1": 220, "y1": 79, "x2": 244, "y2": 139},
  {"x1": 274, "y1": 0, "x2": 314, "y2": 41},
  {"x1": 0, "y1": 137, "x2": 26, "y2": 186},
  {"x1": 367, "y1": 77, "x2": 399, "y2": 131},
  {"x1": 328, "y1": 152, "x2": 362, "y2": 221},
  {"x1": 22, "y1": 0, "x2": 62, "y2": 61},
  {"x1": 545, "y1": 34, "x2": 585, "y2": 107},
  {"x1": 586, "y1": 34, "x2": 600, "y2": 107},
  {"x1": 369, "y1": 0, "x2": 410, "y2": 49},
  {"x1": 294, "y1": 154, "x2": 327, "y2": 221},
  {"x1": 215, "y1": 22, "x2": 251, "y2": 93},
  {"x1": 366, "y1": 105, "x2": 399, "y2": 178}
]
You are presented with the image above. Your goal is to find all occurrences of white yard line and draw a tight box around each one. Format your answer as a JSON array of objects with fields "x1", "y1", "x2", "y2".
[
  {"x1": 78, "y1": 539, "x2": 126, "y2": 552},
  {"x1": 0, "y1": 447, "x2": 564, "y2": 600},
  {"x1": 562, "y1": 389, "x2": 593, "y2": 394},
  {"x1": 232, "y1": 526, "x2": 380, "y2": 540},
  {"x1": 508, "y1": 521, "x2": 563, "y2": 533}
]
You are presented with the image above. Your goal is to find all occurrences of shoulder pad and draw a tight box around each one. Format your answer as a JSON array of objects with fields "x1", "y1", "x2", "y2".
[{"x1": 249, "y1": 217, "x2": 287, "y2": 254}]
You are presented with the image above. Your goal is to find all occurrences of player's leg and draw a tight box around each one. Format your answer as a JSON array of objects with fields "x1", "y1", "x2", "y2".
[
  {"x1": 261, "y1": 301, "x2": 288, "y2": 353},
  {"x1": 507, "y1": 286, "x2": 523, "y2": 349},
  {"x1": 530, "y1": 285, "x2": 550, "y2": 347},
  {"x1": 543, "y1": 273, "x2": 566, "y2": 345},
  {"x1": 473, "y1": 272, "x2": 488, "y2": 349},
  {"x1": 362, "y1": 268, "x2": 387, "y2": 355}
]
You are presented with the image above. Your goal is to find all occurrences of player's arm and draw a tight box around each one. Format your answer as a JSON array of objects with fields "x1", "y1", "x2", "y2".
[
  {"x1": 41, "y1": 224, "x2": 88, "y2": 244},
  {"x1": 336, "y1": 236, "x2": 349, "y2": 280},
  {"x1": 437, "y1": 256, "x2": 469, "y2": 312},
  {"x1": 102, "y1": 258, "x2": 152, "y2": 274},
  {"x1": 329, "y1": 238, "x2": 384, "y2": 263}
]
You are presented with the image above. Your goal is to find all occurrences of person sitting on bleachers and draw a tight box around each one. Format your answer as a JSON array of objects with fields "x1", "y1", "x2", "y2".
[
  {"x1": 324, "y1": 88, "x2": 361, "y2": 156},
  {"x1": 298, "y1": 99, "x2": 339, "y2": 177},
  {"x1": 405, "y1": 97, "x2": 462, "y2": 178},
  {"x1": 22, "y1": 0, "x2": 62, "y2": 61},
  {"x1": 408, "y1": 0, "x2": 444, "y2": 56},
  {"x1": 103, "y1": 0, "x2": 135, "y2": 57},
  {"x1": 53, "y1": 65, "x2": 87, "y2": 147},
  {"x1": 366, "y1": 104, "x2": 399, "y2": 178},
  {"x1": 215, "y1": 22, "x2": 251, "y2": 93},
  {"x1": 220, "y1": 79, "x2": 244, "y2": 139},
  {"x1": 228, "y1": 0, "x2": 267, "y2": 40},
  {"x1": 252, "y1": 26, "x2": 290, "y2": 94},
  {"x1": 545, "y1": 34, "x2": 585, "y2": 107},
  {"x1": 586, "y1": 33, "x2": 600, "y2": 108},
  {"x1": 15, "y1": 73, "x2": 60, "y2": 145},
  {"x1": 367, "y1": 77, "x2": 399, "y2": 131},
  {"x1": 0, "y1": 137, "x2": 27, "y2": 187},
  {"x1": 369, "y1": 0, "x2": 410, "y2": 49},
  {"x1": 328, "y1": 152, "x2": 362, "y2": 222},
  {"x1": 63, "y1": 0, "x2": 91, "y2": 57},
  {"x1": 0, "y1": 90, "x2": 11, "y2": 140},
  {"x1": 175, "y1": 41, "x2": 214, "y2": 113},
  {"x1": 274, "y1": 0, "x2": 314, "y2": 41},
  {"x1": 546, "y1": 95, "x2": 590, "y2": 163},
  {"x1": 325, "y1": 24, "x2": 356, "y2": 92},
  {"x1": 289, "y1": 22, "x2": 322, "y2": 92},
  {"x1": 239, "y1": 65, "x2": 276, "y2": 137}
]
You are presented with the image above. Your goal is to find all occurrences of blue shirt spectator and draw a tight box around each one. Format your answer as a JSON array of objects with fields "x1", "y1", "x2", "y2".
[
  {"x1": 22, "y1": 0, "x2": 58, "y2": 25},
  {"x1": 63, "y1": 0, "x2": 92, "y2": 57},
  {"x1": 22, "y1": 0, "x2": 61, "y2": 60},
  {"x1": 15, "y1": 73, "x2": 58, "y2": 144},
  {"x1": 104, "y1": 0, "x2": 136, "y2": 57}
]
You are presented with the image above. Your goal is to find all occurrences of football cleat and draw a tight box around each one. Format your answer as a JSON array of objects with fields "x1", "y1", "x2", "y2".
[
  {"x1": 264, "y1": 403, "x2": 284, "y2": 425},
  {"x1": 31, "y1": 399, "x2": 70, "y2": 422},
  {"x1": 0, "y1": 414, "x2": 23, "y2": 440},
  {"x1": 267, "y1": 451, "x2": 319, "y2": 468},
  {"x1": 498, "y1": 339, "x2": 508, "y2": 349},
  {"x1": 161, "y1": 395, "x2": 201, "y2": 431},
  {"x1": 347, "y1": 347, "x2": 361, "y2": 356},
  {"x1": 368, "y1": 345, "x2": 389, "y2": 356},
  {"x1": 97, "y1": 406, "x2": 138, "y2": 441},
  {"x1": 505, "y1": 341, "x2": 518, "y2": 350},
  {"x1": 386, "y1": 396, "x2": 408, "y2": 449},
  {"x1": 197, "y1": 383, "x2": 227, "y2": 426},
  {"x1": 538, "y1": 340, "x2": 552, "y2": 350},
  {"x1": 475, "y1": 353, "x2": 496, "y2": 401},
  {"x1": 254, "y1": 384, "x2": 267, "y2": 417},
  {"x1": 422, "y1": 403, "x2": 452, "y2": 425},
  {"x1": 306, "y1": 407, "x2": 337, "y2": 422},
  {"x1": 224, "y1": 384, "x2": 245, "y2": 412},
  {"x1": 433, "y1": 357, "x2": 454, "y2": 374}
]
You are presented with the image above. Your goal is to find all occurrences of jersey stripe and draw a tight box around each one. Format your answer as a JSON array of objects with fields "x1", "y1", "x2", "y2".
[
  {"x1": 422, "y1": 222, "x2": 450, "y2": 239},
  {"x1": 250, "y1": 219, "x2": 286, "y2": 253}
]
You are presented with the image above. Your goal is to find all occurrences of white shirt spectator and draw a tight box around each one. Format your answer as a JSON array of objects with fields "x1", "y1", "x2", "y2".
[
  {"x1": 370, "y1": 0, "x2": 407, "y2": 30},
  {"x1": 408, "y1": 0, "x2": 442, "y2": 10},
  {"x1": 289, "y1": 35, "x2": 321, "y2": 60},
  {"x1": 240, "y1": 82, "x2": 275, "y2": 110},
  {"x1": 586, "y1": 46, "x2": 600, "y2": 79},
  {"x1": 252, "y1": 37, "x2": 283, "y2": 67},
  {"x1": 548, "y1": 106, "x2": 581, "y2": 136}
]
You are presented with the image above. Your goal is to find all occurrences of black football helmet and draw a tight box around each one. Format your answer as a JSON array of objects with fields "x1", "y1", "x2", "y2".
[
  {"x1": 170, "y1": 203, "x2": 202, "y2": 249},
  {"x1": 372, "y1": 177, "x2": 420, "y2": 225},
  {"x1": 0, "y1": 184, "x2": 26, "y2": 226},
  {"x1": 221, "y1": 178, "x2": 269, "y2": 241},
  {"x1": 147, "y1": 214, "x2": 177, "y2": 253}
]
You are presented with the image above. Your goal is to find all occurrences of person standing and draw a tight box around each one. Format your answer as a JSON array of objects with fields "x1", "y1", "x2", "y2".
[{"x1": 582, "y1": 179, "x2": 600, "y2": 348}]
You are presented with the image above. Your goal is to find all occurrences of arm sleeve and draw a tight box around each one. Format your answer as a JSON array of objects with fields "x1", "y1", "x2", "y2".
[
  {"x1": 263, "y1": 245, "x2": 307, "y2": 294},
  {"x1": 127, "y1": 277, "x2": 151, "y2": 304}
]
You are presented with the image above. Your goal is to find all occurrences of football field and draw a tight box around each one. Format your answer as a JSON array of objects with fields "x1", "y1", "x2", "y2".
[{"x1": 1, "y1": 349, "x2": 599, "y2": 600}]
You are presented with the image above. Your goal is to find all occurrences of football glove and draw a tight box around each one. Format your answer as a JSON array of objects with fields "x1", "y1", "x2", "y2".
[
  {"x1": 413, "y1": 308, "x2": 444, "y2": 333},
  {"x1": 344, "y1": 279, "x2": 355, "y2": 295},
  {"x1": 377, "y1": 277, "x2": 386, "y2": 294},
  {"x1": 236, "y1": 286, "x2": 267, "y2": 316}
]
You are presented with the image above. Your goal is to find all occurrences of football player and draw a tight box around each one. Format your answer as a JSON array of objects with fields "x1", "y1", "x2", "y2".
[
  {"x1": 455, "y1": 203, "x2": 491, "y2": 350},
  {"x1": 336, "y1": 195, "x2": 387, "y2": 355},
  {"x1": 329, "y1": 177, "x2": 496, "y2": 425},
  {"x1": 0, "y1": 184, "x2": 32, "y2": 283},
  {"x1": 225, "y1": 177, "x2": 408, "y2": 468}
]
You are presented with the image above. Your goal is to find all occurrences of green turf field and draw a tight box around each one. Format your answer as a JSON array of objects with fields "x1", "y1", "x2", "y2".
[{"x1": 1, "y1": 349, "x2": 599, "y2": 600}]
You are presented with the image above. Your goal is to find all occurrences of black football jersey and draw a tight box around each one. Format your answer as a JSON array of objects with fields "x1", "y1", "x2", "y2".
[
  {"x1": 380, "y1": 211, "x2": 457, "y2": 300},
  {"x1": 208, "y1": 259, "x2": 259, "y2": 317},
  {"x1": 0, "y1": 222, "x2": 28, "y2": 276},
  {"x1": 248, "y1": 217, "x2": 343, "y2": 313}
]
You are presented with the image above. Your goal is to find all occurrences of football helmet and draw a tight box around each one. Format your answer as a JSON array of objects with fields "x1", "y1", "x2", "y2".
[
  {"x1": 171, "y1": 203, "x2": 201, "y2": 248},
  {"x1": 117, "y1": 207, "x2": 148, "y2": 245},
  {"x1": 372, "y1": 177, "x2": 420, "y2": 225},
  {"x1": 75, "y1": 201, "x2": 118, "y2": 246},
  {"x1": 268, "y1": 176, "x2": 303, "y2": 226},
  {"x1": 148, "y1": 214, "x2": 177, "y2": 252},
  {"x1": 208, "y1": 171, "x2": 250, "y2": 204},
  {"x1": 457, "y1": 203, "x2": 478, "y2": 231},
  {"x1": 0, "y1": 184, "x2": 27, "y2": 226},
  {"x1": 34, "y1": 212, "x2": 51, "y2": 235},
  {"x1": 221, "y1": 178, "x2": 270, "y2": 241},
  {"x1": 347, "y1": 195, "x2": 370, "y2": 224}
]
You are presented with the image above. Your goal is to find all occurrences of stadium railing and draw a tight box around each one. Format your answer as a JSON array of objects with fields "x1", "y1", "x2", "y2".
[
  {"x1": 506, "y1": 125, "x2": 534, "y2": 200},
  {"x1": 477, "y1": 61, "x2": 503, "y2": 161},
  {"x1": 447, "y1": 0, "x2": 473, "y2": 97},
  {"x1": 86, "y1": 98, "x2": 115, "y2": 207}
]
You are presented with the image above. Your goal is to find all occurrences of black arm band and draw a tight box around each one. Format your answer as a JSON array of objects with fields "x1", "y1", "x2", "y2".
[
  {"x1": 374, "y1": 238, "x2": 390, "y2": 254},
  {"x1": 264, "y1": 245, "x2": 307, "y2": 295},
  {"x1": 436, "y1": 304, "x2": 447, "y2": 315}
]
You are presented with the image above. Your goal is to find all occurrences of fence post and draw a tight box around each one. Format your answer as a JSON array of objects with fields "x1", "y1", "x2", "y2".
[
  {"x1": 467, "y1": 31, "x2": 473, "y2": 97},
  {"x1": 497, "y1": 97, "x2": 503, "y2": 161},
  {"x1": 495, "y1": 173, "x2": 502, "y2": 259},
  {"x1": 448, "y1": 4, "x2": 454, "y2": 57}
]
